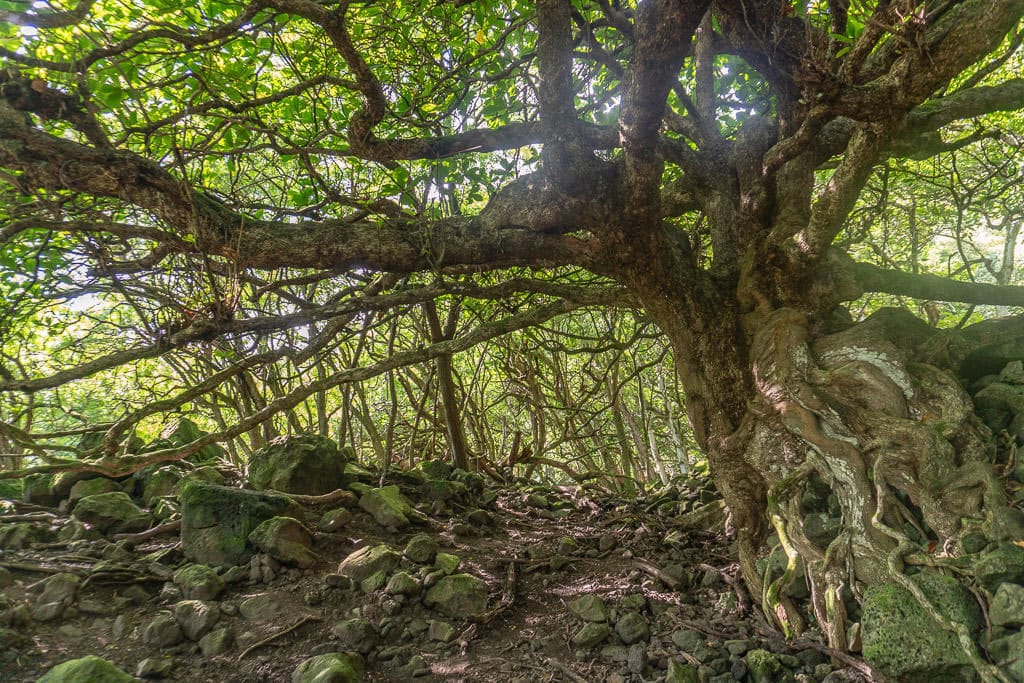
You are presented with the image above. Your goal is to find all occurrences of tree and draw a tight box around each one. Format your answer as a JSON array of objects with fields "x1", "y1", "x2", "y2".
[{"x1": 2, "y1": 0, "x2": 1024, "y2": 668}]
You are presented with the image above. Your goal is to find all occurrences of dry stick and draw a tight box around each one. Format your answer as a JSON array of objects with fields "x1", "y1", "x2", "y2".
[
  {"x1": 545, "y1": 657, "x2": 589, "y2": 683},
  {"x1": 112, "y1": 519, "x2": 181, "y2": 543},
  {"x1": 237, "y1": 614, "x2": 322, "y2": 661},
  {"x1": 0, "y1": 512, "x2": 57, "y2": 522}
]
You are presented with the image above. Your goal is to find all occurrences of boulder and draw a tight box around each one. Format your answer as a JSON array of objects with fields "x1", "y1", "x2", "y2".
[
  {"x1": 746, "y1": 649, "x2": 796, "y2": 683},
  {"x1": 247, "y1": 434, "x2": 350, "y2": 495},
  {"x1": 332, "y1": 618, "x2": 378, "y2": 654},
  {"x1": 614, "y1": 612, "x2": 650, "y2": 644},
  {"x1": 239, "y1": 591, "x2": 317, "y2": 623},
  {"x1": 138, "y1": 465, "x2": 184, "y2": 507},
  {"x1": 36, "y1": 655, "x2": 135, "y2": 682},
  {"x1": 989, "y1": 582, "x2": 1024, "y2": 627},
  {"x1": 403, "y1": 534, "x2": 438, "y2": 564},
  {"x1": 358, "y1": 486, "x2": 414, "y2": 529},
  {"x1": 22, "y1": 474, "x2": 58, "y2": 507},
  {"x1": 385, "y1": 571, "x2": 421, "y2": 597},
  {"x1": 174, "y1": 600, "x2": 220, "y2": 641},
  {"x1": 974, "y1": 544, "x2": 1024, "y2": 591},
  {"x1": 337, "y1": 545, "x2": 400, "y2": 583},
  {"x1": 159, "y1": 417, "x2": 225, "y2": 462},
  {"x1": 67, "y1": 477, "x2": 121, "y2": 508},
  {"x1": 291, "y1": 652, "x2": 363, "y2": 683},
  {"x1": 173, "y1": 563, "x2": 225, "y2": 601},
  {"x1": 862, "y1": 571, "x2": 981, "y2": 682},
  {"x1": 180, "y1": 482, "x2": 297, "y2": 566},
  {"x1": 568, "y1": 594, "x2": 608, "y2": 622},
  {"x1": 319, "y1": 508, "x2": 353, "y2": 532},
  {"x1": 71, "y1": 492, "x2": 151, "y2": 534},
  {"x1": 247, "y1": 516, "x2": 317, "y2": 568},
  {"x1": 423, "y1": 573, "x2": 489, "y2": 618},
  {"x1": 571, "y1": 621, "x2": 611, "y2": 649},
  {"x1": 143, "y1": 612, "x2": 184, "y2": 647},
  {"x1": 199, "y1": 627, "x2": 233, "y2": 656}
]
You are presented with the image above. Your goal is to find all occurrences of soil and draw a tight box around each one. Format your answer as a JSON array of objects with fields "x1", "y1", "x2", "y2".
[{"x1": 0, "y1": 476, "x2": 869, "y2": 682}]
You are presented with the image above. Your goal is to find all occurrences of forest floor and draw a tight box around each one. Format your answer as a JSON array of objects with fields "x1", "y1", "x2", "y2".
[{"x1": 0, "y1": 474, "x2": 870, "y2": 682}]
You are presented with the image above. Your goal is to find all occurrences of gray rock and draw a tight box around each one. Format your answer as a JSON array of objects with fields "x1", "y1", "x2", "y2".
[
  {"x1": 247, "y1": 516, "x2": 317, "y2": 568},
  {"x1": 614, "y1": 612, "x2": 650, "y2": 644},
  {"x1": 433, "y1": 552, "x2": 460, "y2": 575},
  {"x1": 198, "y1": 627, "x2": 233, "y2": 656},
  {"x1": 36, "y1": 655, "x2": 135, "y2": 682},
  {"x1": 291, "y1": 653, "x2": 363, "y2": 683},
  {"x1": 319, "y1": 508, "x2": 353, "y2": 532},
  {"x1": 144, "y1": 613, "x2": 184, "y2": 648},
  {"x1": 423, "y1": 573, "x2": 489, "y2": 618},
  {"x1": 332, "y1": 618, "x2": 378, "y2": 654},
  {"x1": 598, "y1": 534, "x2": 617, "y2": 552},
  {"x1": 746, "y1": 649, "x2": 796, "y2": 683},
  {"x1": 627, "y1": 643, "x2": 647, "y2": 674},
  {"x1": 360, "y1": 570, "x2": 389, "y2": 593},
  {"x1": 359, "y1": 486, "x2": 414, "y2": 529},
  {"x1": 404, "y1": 534, "x2": 438, "y2": 564},
  {"x1": 568, "y1": 594, "x2": 608, "y2": 622},
  {"x1": 239, "y1": 591, "x2": 317, "y2": 623},
  {"x1": 247, "y1": 434, "x2": 350, "y2": 495},
  {"x1": 180, "y1": 482, "x2": 299, "y2": 567},
  {"x1": 139, "y1": 466, "x2": 184, "y2": 507},
  {"x1": 466, "y1": 509, "x2": 491, "y2": 526},
  {"x1": 975, "y1": 544, "x2": 1024, "y2": 591},
  {"x1": 665, "y1": 659, "x2": 700, "y2": 683},
  {"x1": 68, "y1": 478, "x2": 121, "y2": 508},
  {"x1": 338, "y1": 544, "x2": 400, "y2": 583},
  {"x1": 989, "y1": 582, "x2": 1024, "y2": 627},
  {"x1": 385, "y1": 571, "x2": 421, "y2": 596},
  {"x1": 173, "y1": 600, "x2": 220, "y2": 641},
  {"x1": 428, "y1": 620, "x2": 456, "y2": 642},
  {"x1": 135, "y1": 656, "x2": 175, "y2": 679},
  {"x1": 38, "y1": 573, "x2": 80, "y2": 607},
  {"x1": 72, "y1": 491, "x2": 151, "y2": 534},
  {"x1": 32, "y1": 601, "x2": 67, "y2": 622},
  {"x1": 173, "y1": 564, "x2": 225, "y2": 601},
  {"x1": 571, "y1": 621, "x2": 611, "y2": 648},
  {"x1": 862, "y1": 571, "x2": 980, "y2": 682}
]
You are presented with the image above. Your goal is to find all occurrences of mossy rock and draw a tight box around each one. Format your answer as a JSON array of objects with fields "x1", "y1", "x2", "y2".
[
  {"x1": 22, "y1": 473, "x2": 57, "y2": 507},
  {"x1": 180, "y1": 482, "x2": 297, "y2": 567},
  {"x1": 862, "y1": 571, "x2": 981, "y2": 682},
  {"x1": 71, "y1": 491, "x2": 151, "y2": 534},
  {"x1": 247, "y1": 434, "x2": 351, "y2": 496},
  {"x1": 973, "y1": 544, "x2": 1024, "y2": 591},
  {"x1": 291, "y1": 652, "x2": 363, "y2": 683},
  {"x1": 161, "y1": 417, "x2": 226, "y2": 462},
  {"x1": 745, "y1": 649, "x2": 796, "y2": 683},
  {"x1": 36, "y1": 655, "x2": 134, "y2": 682},
  {"x1": 418, "y1": 460, "x2": 453, "y2": 480},
  {"x1": 337, "y1": 544, "x2": 400, "y2": 583},
  {"x1": 68, "y1": 477, "x2": 121, "y2": 507},
  {"x1": 0, "y1": 477, "x2": 23, "y2": 501},
  {"x1": 358, "y1": 485, "x2": 413, "y2": 529},
  {"x1": 423, "y1": 573, "x2": 489, "y2": 618},
  {"x1": 247, "y1": 516, "x2": 316, "y2": 568},
  {"x1": 138, "y1": 465, "x2": 184, "y2": 506}
]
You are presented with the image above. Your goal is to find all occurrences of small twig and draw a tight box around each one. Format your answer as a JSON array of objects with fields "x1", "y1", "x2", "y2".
[
  {"x1": 470, "y1": 560, "x2": 517, "y2": 624},
  {"x1": 112, "y1": 519, "x2": 181, "y2": 543},
  {"x1": 237, "y1": 614, "x2": 322, "y2": 660}
]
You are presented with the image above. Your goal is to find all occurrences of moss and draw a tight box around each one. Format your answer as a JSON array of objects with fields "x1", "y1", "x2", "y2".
[
  {"x1": 247, "y1": 434, "x2": 350, "y2": 495},
  {"x1": 861, "y1": 571, "x2": 979, "y2": 682}
]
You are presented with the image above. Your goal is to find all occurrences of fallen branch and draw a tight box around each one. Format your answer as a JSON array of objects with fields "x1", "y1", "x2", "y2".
[
  {"x1": 633, "y1": 558, "x2": 681, "y2": 590},
  {"x1": 236, "y1": 614, "x2": 322, "y2": 660},
  {"x1": 112, "y1": 519, "x2": 181, "y2": 543}
]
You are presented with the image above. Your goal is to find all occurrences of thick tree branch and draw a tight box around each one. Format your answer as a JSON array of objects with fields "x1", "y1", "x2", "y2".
[{"x1": 854, "y1": 262, "x2": 1024, "y2": 307}]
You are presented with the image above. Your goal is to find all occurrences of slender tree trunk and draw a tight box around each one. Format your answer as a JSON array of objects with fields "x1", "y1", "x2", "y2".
[{"x1": 423, "y1": 299, "x2": 471, "y2": 470}]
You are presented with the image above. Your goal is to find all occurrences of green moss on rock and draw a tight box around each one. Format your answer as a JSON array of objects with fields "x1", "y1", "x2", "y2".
[
  {"x1": 36, "y1": 655, "x2": 134, "y2": 682},
  {"x1": 861, "y1": 571, "x2": 980, "y2": 682},
  {"x1": 247, "y1": 434, "x2": 351, "y2": 495}
]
